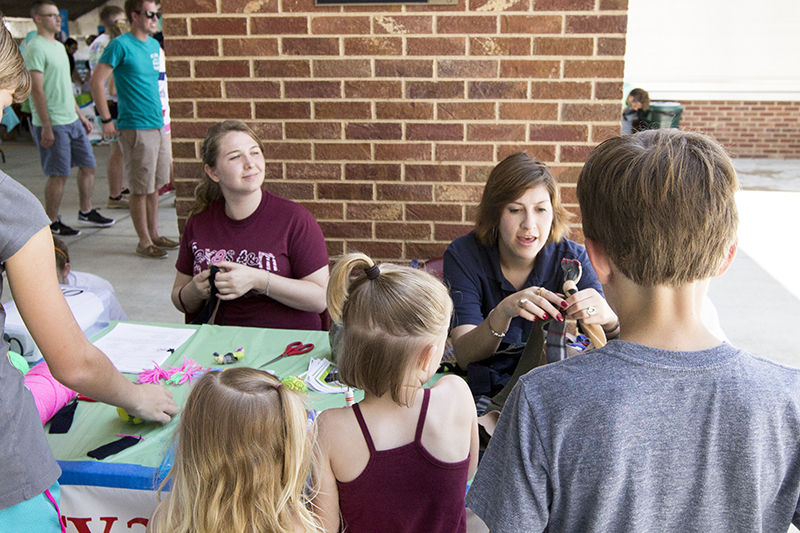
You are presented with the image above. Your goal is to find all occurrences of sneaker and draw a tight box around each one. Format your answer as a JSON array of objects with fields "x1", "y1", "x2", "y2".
[
  {"x1": 78, "y1": 209, "x2": 115, "y2": 227},
  {"x1": 136, "y1": 244, "x2": 168, "y2": 259},
  {"x1": 158, "y1": 183, "x2": 174, "y2": 196},
  {"x1": 121, "y1": 188, "x2": 130, "y2": 195},
  {"x1": 107, "y1": 195, "x2": 129, "y2": 209},
  {"x1": 50, "y1": 217, "x2": 81, "y2": 236},
  {"x1": 152, "y1": 236, "x2": 179, "y2": 249}
]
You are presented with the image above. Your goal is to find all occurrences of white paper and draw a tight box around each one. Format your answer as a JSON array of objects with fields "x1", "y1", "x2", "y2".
[{"x1": 92, "y1": 323, "x2": 197, "y2": 373}]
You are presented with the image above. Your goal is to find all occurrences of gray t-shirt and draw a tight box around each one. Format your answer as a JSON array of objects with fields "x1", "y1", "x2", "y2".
[
  {"x1": 0, "y1": 170, "x2": 61, "y2": 509},
  {"x1": 467, "y1": 340, "x2": 800, "y2": 532}
]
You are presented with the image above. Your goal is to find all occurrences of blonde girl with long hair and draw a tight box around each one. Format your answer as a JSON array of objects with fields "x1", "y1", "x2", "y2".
[
  {"x1": 313, "y1": 253, "x2": 479, "y2": 533},
  {"x1": 148, "y1": 367, "x2": 321, "y2": 533}
]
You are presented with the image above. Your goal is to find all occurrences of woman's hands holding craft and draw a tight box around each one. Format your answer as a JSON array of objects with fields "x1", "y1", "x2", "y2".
[
  {"x1": 493, "y1": 286, "x2": 618, "y2": 331},
  {"x1": 189, "y1": 269, "x2": 212, "y2": 299},
  {"x1": 564, "y1": 287, "x2": 617, "y2": 330},
  {"x1": 212, "y1": 261, "x2": 262, "y2": 300}
]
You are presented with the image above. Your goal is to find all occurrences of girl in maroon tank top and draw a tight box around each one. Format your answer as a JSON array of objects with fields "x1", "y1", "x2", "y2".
[{"x1": 313, "y1": 253, "x2": 479, "y2": 533}]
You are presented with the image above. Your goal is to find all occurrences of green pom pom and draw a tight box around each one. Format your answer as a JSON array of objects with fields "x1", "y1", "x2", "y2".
[
  {"x1": 281, "y1": 376, "x2": 307, "y2": 393},
  {"x1": 7, "y1": 350, "x2": 29, "y2": 375}
]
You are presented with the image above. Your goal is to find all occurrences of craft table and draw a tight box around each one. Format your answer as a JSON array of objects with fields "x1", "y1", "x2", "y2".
[{"x1": 45, "y1": 322, "x2": 355, "y2": 533}]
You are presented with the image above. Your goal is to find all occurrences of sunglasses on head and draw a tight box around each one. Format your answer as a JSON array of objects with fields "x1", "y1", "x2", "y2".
[{"x1": 135, "y1": 10, "x2": 160, "y2": 19}]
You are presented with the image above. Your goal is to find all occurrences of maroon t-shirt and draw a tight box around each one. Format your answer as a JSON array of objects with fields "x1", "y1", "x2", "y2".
[{"x1": 176, "y1": 190, "x2": 328, "y2": 330}]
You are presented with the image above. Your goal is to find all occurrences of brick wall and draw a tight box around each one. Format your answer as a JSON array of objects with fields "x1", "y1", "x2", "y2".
[
  {"x1": 163, "y1": 0, "x2": 628, "y2": 263},
  {"x1": 680, "y1": 100, "x2": 800, "y2": 159}
]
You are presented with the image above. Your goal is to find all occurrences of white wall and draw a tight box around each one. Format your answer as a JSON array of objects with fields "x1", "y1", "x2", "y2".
[{"x1": 624, "y1": 0, "x2": 800, "y2": 101}]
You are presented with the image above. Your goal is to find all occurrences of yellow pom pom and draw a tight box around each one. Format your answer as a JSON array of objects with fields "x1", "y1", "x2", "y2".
[
  {"x1": 117, "y1": 407, "x2": 143, "y2": 424},
  {"x1": 281, "y1": 376, "x2": 307, "y2": 393}
]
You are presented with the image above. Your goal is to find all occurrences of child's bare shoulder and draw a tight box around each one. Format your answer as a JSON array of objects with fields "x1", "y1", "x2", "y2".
[
  {"x1": 316, "y1": 407, "x2": 357, "y2": 446},
  {"x1": 431, "y1": 375, "x2": 475, "y2": 417}
]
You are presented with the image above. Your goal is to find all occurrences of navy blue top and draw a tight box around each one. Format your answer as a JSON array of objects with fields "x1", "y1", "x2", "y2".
[{"x1": 443, "y1": 232, "x2": 603, "y2": 346}]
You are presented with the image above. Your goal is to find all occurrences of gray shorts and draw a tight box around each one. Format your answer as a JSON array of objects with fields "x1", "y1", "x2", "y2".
[
  {"x1": 118, "y1": 128, "x2": 171, "y2": 195},
  {"x1": 32, "y1": 119, "x2": 96, "y2": 177}
]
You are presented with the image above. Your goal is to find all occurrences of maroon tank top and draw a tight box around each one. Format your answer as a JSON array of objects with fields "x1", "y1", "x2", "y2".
[{"x1": 336, "y1": 388, "x2": 470, "y2": 533}]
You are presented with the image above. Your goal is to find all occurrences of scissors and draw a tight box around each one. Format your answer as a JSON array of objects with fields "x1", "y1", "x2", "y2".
[{"x1": 258, "y1": 341, "x2": 314, "y2": 369}]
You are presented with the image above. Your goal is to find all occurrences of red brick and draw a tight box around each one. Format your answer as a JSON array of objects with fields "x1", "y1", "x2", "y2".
[
  {"x1": 220, "y1": 0, "x2": 278, "y2": 12},
  {"x1": 250, "y1": 16, "x2": 307, "y2": 34},
  {"x1": 263, "y1": 181, "x2": 314, "y2": 199},
  {"x1": 163, "y1": 18, "x2": 188, "y2": 36},
  {"x1": 470, "y1": 37, "x2": 530, "y2": 56},
  {"x1": 564, "y1": 60, "x2": 624, "y2": 78},
  {"x1": 436, "y1": 144, "x2": 494, "y2": 162},
  {"x1": 534, "y1": 0, "x2": 594, "y2": 10},
  {"x1": 562, "y1": 103, "x2": 620, "y2": 122},
  {"x1": 315, "y1": 59, "x2": 371, "y2": 78},
  {"x1": 301, "y1": 201, "x2": 344, "y2": 220},
  {"x1": 311, "y1": 16, "x2": 370, "y2": 34},
  {"x1": 171, "y1": 121, "x2": 216, "y2": 139},
  {"x1": 166, "y1": 60, "x2": 190, "y2": 78},
  {"x1": 283, "y1": 38, "x2": 339, "y2": 56},
  {"x1": 347, "y1": 203, "x2": 403, "y2": 221},
  {"x1": 497, "y1": 144, "x2": 556, "y2": 162},
  {"x1": 500, "y1": 60, "x2": 560, "y2": 79},
  {"x1": 405, "y1": 165, "x2": 462, "y2": 182},
  {"x1": 197, "y1": 101, "x2": 251, "y2": 119},
  {"x1": 172, "y1": 141, "x2": 197, "y2": 159},
  {"x1": 600, "y1": 0, "x2": 628, "y2": 9},
  {"x1": 345, "y1": 163, "x2": 402, "y2": 181},
  {"x1": 195, "y1": 60, "x2": 250, "y2": 78},
  {"x1": 376, "y1": 60, "x2": 434, "y2": 78},
  {"x1": 373, "y1": 15, "x2": 432, "y2": 34},
  {"x1": 254, "y1": 60, "x2": 310, "y2": 78},
  {"x1": 375, "y1": 143, "x2": 432, "y2": 161},
  {"x1": 464, "y1": 205, "x2": 478, "y2": 220},
  {"x1": 222, "y1": 38, "x2": 278, "y2": 56},
  {"x1": 345, "y1": 123, "x2": 402, "y2": 140},
  {"x1": 191, "y1": 17, "x2": 247, "y2": 35},
  {"x1": 170, "y1": 101, "x2": 194, "y2": 119},
  {"x1": 249, "y1": 123, "x2": 283, "y2": 140},
  {"x1": 346, "y1": 81, "x2": 402, "y2": 99},
  {"x1": 598, "y1": 37, "x2": 626, "y2": 56},
  {"x1": 438, "y1": 102, "x2": 495, "y2": 120},
  {"x1": 406, "y1": 243, "x2": 448, "y2": 261},
  {"x1": 376, "y1": 222, "x2": 431, "y2": 240},
  {"x1": 316, "y1": 143, "x2": 372, "y2": 161},
  {"x1": 551, "y1": 166, "x2": 581, "y2": 184},
  {"x1": 438, "y1": 16, "x2": 496, "y2": 34},
  {"x1": 376, "y1": 102, "x2": 433, "y2": 120},
  {"x1": 315, "y1": 102, "x2": 372, "y2": 119},
  {"x1": 344, "y1": 37, "x2": 403, "y2": 56},
  {"x1": 591, "y1": 125, "x2": 619, "y2": 143},
  {"x1": 595, "y1": 81, "x2": 623, "y2": 100},
  {"x1": 407, "y1": 81, "x2": 464, "y2": 99},
  {"x1": 255, "y1": 102, "x2": 310, "y2": 119},
  {"x1": 534, "y1": 37, "x2": 593, "y2": 56},
  {"x1": 566, "y1": 15, "x2": 627, "y2": 34},
  {"x1": 560, "y1": 145, "x2": 593, "y2": 163},
  {"x1": 282, "y1": 0, "x2": 338, "y2": 13},
  {"x1": 342, "y1": 4, "x2": 403, "y2": 13},
  {"x1": 407, "y1": 38, "x2": 466, "y2": 56},
  {"x1": 438, "y1": 59, "x2": 497, "y2": 79},
  {"x1": 225, "y1": 81, "x2": 280, "y2": 98},
  {"x1": 406, "y1": 203, "x2": 462, "y2": 222},
  {"x1": 285, "y1": 81, "x2": 341, "y2": 98},
  {"x1": 468, "y1": 81, "x2": 527, "y2": 99},
  {"x1": 530, "y1": 124, "x2": 588, "y2": 142},
  {"x1": 500, "y1": 15, "x2": 562, "y2": 34},
  {"x1": 261, "y1": 142, "x2": 312, "y2": 161},
  {"x1": 173, "y1": 162, "x2": 203, "y2": 179},
  {"x1": 320, "y1": 221, "x2": 372, "y2": 239},
  {"x1": 168, "y1": 81, "x2": 222, "y2": 99},
  {"x1": 467, "y1": 124, "x2": 525, "y2": 142},
  {"x1": 318, "y1": 183, "x2": 373, "y2": 201},
  {"x1": 165, "y1": 38, "x2": 218, "y2": 56},
  {"x1": 377, "y1": 184, "x2": 433, "y2": 201},
  {"x1": 346, "y1": 241, "x2": 402, "y2": 260},
  {"x1": 434, "y1": 223, "x2": 474, "y2": 241},
  {"x1": 406, "y1": 123, "x2": 463, "y2": 141},
  {"x1": 286, "y1": 122, "x2": 342, "y2": 139},
  {"x1": 499, "y1": 102, "x2": 558, "y2": 121},
  {"x1": 326, "y1": 240, "x2": 345, "y2": 258},
  {"x1": 464, "y1": 165, "x2": 492, "y2": 183},
  {"x1": 434, "y1": 184, "x2": 484, "y2": 202}
]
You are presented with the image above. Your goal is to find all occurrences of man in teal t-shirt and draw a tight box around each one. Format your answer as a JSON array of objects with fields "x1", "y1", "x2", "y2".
[
  {"x1": 90, "y1": 0, "x2": 177, "y2": 260},
  {"x1": 25, "y1": 0, "x2": 114, "y2": 237}
]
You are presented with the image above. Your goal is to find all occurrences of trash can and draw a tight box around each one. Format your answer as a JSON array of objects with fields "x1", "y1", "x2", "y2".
[{"x1": 647, "y1": 101, "x2": 683, "y2": 129}]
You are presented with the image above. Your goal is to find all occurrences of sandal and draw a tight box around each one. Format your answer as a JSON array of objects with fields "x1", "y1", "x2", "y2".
[{"x1": 136, "y1": 244, "x2": 168, "y2": 259}]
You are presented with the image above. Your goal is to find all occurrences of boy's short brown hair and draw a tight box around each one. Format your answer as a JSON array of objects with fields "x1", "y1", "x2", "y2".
[{"x1": 577, "y1": 129, "x2": 738, "y2": 286}]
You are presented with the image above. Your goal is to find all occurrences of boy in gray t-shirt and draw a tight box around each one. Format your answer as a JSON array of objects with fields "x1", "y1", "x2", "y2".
[{"x1": 467, "y1": 130, "x2": 800, "y2": 532}]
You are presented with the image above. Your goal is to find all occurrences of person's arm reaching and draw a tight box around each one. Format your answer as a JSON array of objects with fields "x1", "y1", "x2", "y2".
[{"x1": 7, "y1": 228, "x2": 177, "y2": 423}]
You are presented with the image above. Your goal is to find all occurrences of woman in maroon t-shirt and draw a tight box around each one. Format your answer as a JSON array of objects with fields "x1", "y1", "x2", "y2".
[{"x1": 170, "y1": 120, "x2": 329, "y2": 330}]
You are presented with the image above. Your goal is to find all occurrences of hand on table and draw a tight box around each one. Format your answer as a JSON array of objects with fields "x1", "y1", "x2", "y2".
[
  {"x1": 126, "y1": 384, "x2": 177, "y2": 424},
  {"x1": 213, "y1": 261, "x2": 261, "y2": 300}
]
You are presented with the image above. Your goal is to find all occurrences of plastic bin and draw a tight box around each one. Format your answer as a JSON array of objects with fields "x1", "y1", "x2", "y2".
[{"x1": 647, "y1": 101, "x2": 683, "y2": 129}]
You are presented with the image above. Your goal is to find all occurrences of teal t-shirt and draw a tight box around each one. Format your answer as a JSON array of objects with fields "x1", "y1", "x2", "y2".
[
  {"x1": 23, "y1": 35, "x2": 77, "y2": 127},
  {"x1": 99, "y1": 33, "x2": 163, "y2": 130}
]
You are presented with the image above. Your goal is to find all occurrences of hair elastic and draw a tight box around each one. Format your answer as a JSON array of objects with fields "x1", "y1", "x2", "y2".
[
  {"x1": 364, "y1": 264, "x2": 380, "y2": 280},
  {"x1": 54, "y1": 247, "x2": 68, "y2": 261}
]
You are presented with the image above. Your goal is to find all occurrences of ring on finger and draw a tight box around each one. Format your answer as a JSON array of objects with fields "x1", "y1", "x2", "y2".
[
  {"x1": 587, "y1": 305, "x2": 597, "y2": 316},
  {"x1": 518, "y1": 297, "x2": 530, "y2": 308},
  {"x1": 537, "y1": 287, "x2": 544, "y2": 297}
]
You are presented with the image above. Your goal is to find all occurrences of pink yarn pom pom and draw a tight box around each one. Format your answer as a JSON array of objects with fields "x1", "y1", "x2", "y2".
[
  {"x1": 137, "y1": 363, "x2": 171, "y2": 384},
  {"x1": 24, "y1": 362, "x2": 77, "y2": 425}
]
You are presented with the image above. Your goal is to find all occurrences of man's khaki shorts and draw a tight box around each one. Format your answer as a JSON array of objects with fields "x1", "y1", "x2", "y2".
[{"x1": 118, "y1": 128, "x2": 172, "y2": 195}]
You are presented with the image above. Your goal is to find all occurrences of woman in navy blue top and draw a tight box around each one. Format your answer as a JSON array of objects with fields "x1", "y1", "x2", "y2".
[{"x1": 443, "y1": 153, "x2": 619, "y2": 370}]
